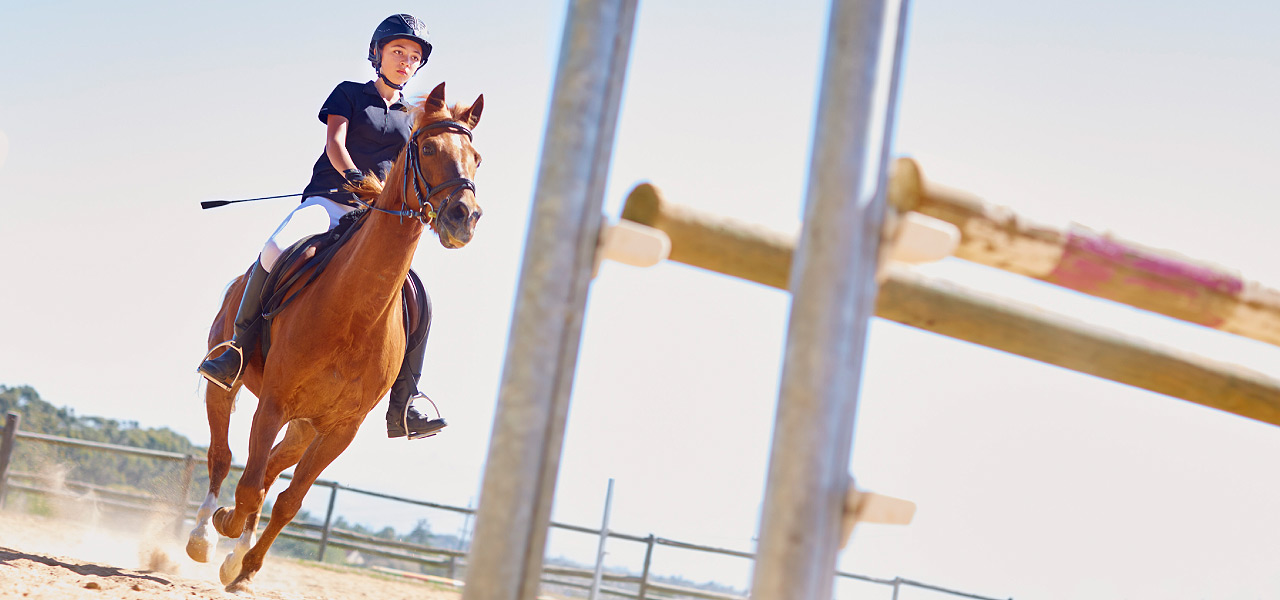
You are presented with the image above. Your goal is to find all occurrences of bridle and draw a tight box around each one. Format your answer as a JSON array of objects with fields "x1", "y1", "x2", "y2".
[{"x1": 357, "y1": 120, "x2": 475, "y2": 227}]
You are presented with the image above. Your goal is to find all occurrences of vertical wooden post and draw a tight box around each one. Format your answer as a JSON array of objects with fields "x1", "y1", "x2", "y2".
[
  {"x1": 0, "y1": 413, "x2": 19, "y2": 509},
  {"x1": 174, "y1": 454, "x2": 197, "y2": 538},
  {"x1": 317, "y1": 482, "x2": 339, "y2": 561},
  {"x1": 637, "y1": 535, "x2": 655, "y2": 600}
]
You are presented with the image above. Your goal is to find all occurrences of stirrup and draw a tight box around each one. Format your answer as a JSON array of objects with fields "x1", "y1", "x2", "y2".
[
  {"x1": 403, "y1": 393, "x2": 446, "y2": 440},
  {"x1": 199, "y1": 340, "x2": 246, "y2": 392}
]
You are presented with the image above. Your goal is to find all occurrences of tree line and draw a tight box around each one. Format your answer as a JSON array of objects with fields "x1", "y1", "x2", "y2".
[
  {"x1": 0, "y1": 384, "x2": 203, "y2": 495},
  {"x1": 0, "y1": 384, "x2": 456, "y2": 563}
]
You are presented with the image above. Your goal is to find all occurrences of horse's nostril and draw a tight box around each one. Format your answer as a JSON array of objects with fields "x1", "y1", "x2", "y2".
[{"x1": 447, "y1": 203, "x2": 470, "y2": 222}]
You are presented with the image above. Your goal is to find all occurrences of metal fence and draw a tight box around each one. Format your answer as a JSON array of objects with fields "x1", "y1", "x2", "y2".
[{"x1": 0, "y1": 413, "x2": 1008, "y2": 600}]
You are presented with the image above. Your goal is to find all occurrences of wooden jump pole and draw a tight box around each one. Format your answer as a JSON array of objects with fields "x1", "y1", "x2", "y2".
[
  {"x1": 622, "y1": 185, "x2": 1280, "y2": 428},
  {"x1": 889, "y1": 157, "x2": 1280, "y2": 347}
]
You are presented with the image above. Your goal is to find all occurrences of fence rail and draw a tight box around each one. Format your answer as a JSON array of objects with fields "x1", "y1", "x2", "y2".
[
  {"x1": 0, "y1": 414, "x2": 1009, "y2": 600},
  {"x1": 13, "y1": 429, "x2": 193, "y2": 460}
]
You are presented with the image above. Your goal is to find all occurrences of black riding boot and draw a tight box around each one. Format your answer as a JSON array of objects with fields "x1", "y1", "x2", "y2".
[
  {"x1": 197, "y1": 260, "x2": 269, "y2": 391},
  {"x1": 386, "y1": 320, "x2": 447, "y2": 440}
]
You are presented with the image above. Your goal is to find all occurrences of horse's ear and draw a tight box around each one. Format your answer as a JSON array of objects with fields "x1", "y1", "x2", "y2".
[
  {"x1": 460, "y1": 95, "x2": 484, "y2": 129},
  {"x1": 425, "y1": 82, "x2": 447, "y2": 110}
]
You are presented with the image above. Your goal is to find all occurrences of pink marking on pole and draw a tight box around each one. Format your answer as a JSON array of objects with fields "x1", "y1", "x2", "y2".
[{"x1": 1046, "y1": 230, "x2": 1243, "y2": 327}]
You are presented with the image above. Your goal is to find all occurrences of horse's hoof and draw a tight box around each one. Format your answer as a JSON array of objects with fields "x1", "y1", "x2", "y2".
[
  {"x1": 185, "y1": 535, "x2": 209, "y2": 563},
  {"x1": 212, "y1": 506, "x2": 240, "y2": 538},
  {"x1": 225, "y1": 576, "x2": 255, "y2": 596},
  {"x1": 219, "y1": 551, "x2": 243, "y2": 586},
  {"x1": 185, "y1": 524, "x2": 216, "y2": 563}
]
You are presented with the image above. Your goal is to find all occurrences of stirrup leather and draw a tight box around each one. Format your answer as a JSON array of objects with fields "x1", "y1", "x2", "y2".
[{"x1": 200, "y1": 340, "x2": 246, "y2": 391}]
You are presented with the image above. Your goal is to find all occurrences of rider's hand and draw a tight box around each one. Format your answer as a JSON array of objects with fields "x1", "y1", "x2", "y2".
[{"x1": 343, "y1": 169, "x2": 367, "y2": 186}]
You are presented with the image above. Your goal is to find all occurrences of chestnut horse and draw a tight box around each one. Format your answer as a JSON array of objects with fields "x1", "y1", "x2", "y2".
[{"x1": 184, "y1": 82, "x2": 483, "y2": 593}]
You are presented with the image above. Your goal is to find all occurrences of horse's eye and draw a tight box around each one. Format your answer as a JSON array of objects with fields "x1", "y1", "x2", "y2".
[{"x1": 421, "y1": 144, "x2": 436, "y2": 157}]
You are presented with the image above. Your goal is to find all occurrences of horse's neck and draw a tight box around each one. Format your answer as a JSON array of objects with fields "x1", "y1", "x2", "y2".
[
  {"x1": 335, "y1": 209, "x2": 423, "y2": 308},
  {"x1": 320, "y1": 151, "x2": 430, "y2": 321}
]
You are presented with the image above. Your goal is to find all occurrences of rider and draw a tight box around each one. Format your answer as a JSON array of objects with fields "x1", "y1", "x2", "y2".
[{"x1": 197, "y1": 14, "x2": 447, "y2": 441}]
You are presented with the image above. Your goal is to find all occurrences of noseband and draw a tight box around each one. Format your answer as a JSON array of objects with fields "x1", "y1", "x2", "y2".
[{"x1": 357, "y1": 120, "x2": 475, "y2": 226}]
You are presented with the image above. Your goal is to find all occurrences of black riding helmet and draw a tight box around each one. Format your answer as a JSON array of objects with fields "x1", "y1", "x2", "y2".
[{"x1": 368, "y1": 14, "x2": 432, "y2": 75}]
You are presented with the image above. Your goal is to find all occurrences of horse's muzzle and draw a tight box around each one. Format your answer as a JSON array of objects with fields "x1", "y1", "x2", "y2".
[{"x1": 437, "y1": 200, "x2": 481, "y2": 249}]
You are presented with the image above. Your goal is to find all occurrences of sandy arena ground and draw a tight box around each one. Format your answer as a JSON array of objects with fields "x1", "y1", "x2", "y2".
[{"x1": 0, "y1": 510, "x2": 464, "y2": 599}]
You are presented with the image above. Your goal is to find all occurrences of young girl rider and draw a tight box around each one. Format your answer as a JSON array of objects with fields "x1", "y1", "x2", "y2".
[{"x1": 198, "y1": 14, "x2": 447, "y2": 441}]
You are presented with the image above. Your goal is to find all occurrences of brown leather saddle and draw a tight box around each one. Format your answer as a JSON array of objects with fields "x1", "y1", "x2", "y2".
[{"x1": 243, "y1": 209, "x2": 430, "y2": 361}]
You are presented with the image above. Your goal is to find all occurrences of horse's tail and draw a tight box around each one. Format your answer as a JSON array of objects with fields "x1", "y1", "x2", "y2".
[
  {"x1": 220, "y1": 274, "x2": 243, "y2": 300},
  {"x1": 208, "y1": 261, "x2": 257, "y2": 350}
]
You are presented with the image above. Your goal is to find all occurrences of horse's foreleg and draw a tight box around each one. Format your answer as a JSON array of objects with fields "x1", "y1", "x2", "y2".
[
  {"x1": 213, "y1": 403, "x2": 283, "y2": 539},
  {"x1": 225, "y1": 423, "x2": 360, "y2": 592},
  {"x1": 213, "y1": 419, "x2": 314, "y2": 568},
  {"x1": 187, "y1": 384, "x2": 236, "y2": 562}
]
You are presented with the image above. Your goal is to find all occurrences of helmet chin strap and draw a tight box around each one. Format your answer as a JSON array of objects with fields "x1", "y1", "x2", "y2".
[
  {"x1": 378, "y1": 71, "x2": 405, "y2": 91},
  {"x1": 373, "y1": 51, "x2": 408, "y2": 91}
]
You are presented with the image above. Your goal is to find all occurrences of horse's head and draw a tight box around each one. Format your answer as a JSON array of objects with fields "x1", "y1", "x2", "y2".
[
  {"x1": 356, "y1": 82, "x2": 484, "y2": 248},
  {"x1": 415, "y1": 83, "x2": 483, "y2": 248}
]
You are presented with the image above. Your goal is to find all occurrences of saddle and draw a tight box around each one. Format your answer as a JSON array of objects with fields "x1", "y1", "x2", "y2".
[{"x1": 242, "y1": 209, "x2": 431, "y2": 362}]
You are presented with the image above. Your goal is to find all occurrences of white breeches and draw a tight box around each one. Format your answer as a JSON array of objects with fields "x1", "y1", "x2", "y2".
[{"x1": 259, "y1": 196, "x2": 358, "y2": 272}]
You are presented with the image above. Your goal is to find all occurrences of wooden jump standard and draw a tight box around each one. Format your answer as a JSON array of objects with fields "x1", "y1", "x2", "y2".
[
  {"x1": 891, "y1": 157, "x2": 1280, "y2": 347},
  {"x1": 621, "y1": 183, "x2": 1280, "y2": 428}
]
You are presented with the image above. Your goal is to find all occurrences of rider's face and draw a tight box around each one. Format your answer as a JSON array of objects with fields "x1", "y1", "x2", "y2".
[{"x1": 379, "y1": 39, "x2": 423, "y2": 86}]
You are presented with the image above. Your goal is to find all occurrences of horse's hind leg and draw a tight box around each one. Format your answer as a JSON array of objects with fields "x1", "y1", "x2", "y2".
[
  {"x1": 186, "y1": 382, "x2": 237, "y2": 563},
  {"x1": 225, "y1": 423, "x2": 360, "y2": 594},
  {"x1": 219, "y1": 510, "x2": 259, "y2": 587},
  {"x1": 263, "y1": 420, "x2": 317, "y2": 487},
  {"x1": 188, "y1": 278, "x2": 245, "y2": 562}
]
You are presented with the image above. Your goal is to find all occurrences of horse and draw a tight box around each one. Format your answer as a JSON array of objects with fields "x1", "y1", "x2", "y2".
[{"x1": 184, "y1": 82, "x2": 483, "y2": 593}]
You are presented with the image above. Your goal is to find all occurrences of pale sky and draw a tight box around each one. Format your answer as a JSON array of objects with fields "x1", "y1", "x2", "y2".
[{"x1": 3, "y1": 1, "x2": 1280, "y2": 599}]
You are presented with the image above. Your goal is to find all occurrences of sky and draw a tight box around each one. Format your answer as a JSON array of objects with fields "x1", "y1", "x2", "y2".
[{"x1": 3, "y1": 1, "x2": 1280, "y2": 599}]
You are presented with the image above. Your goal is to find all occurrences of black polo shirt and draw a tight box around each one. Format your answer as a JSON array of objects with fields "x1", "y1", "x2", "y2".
[{"x1": 302, "y1": 80, "x2": 414, "y2": 204}]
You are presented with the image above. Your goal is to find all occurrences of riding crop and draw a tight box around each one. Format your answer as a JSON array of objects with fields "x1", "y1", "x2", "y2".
[{"x1": 200, "y1": 189, "x2": 340, "y2": 210}]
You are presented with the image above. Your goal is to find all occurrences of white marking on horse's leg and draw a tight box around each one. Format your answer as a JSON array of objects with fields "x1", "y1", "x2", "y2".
[
  {"x1": 185, "y1": 492, "x2": 219, "y2": 563},
  {"x1": 219, "y1": 524, "x2": 254, "y2": 586}
]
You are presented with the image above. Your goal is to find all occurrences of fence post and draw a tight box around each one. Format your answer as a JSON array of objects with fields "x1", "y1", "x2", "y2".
[
  {"x1": 637, "y1": 535, "x2": 655, "y2": 600},
  {"x1": 317, "y1": 482, "x2": 339, "y2": 561},
  {"x1": 891, "y1": 577, "x2": 901, "y2": 600},
  {"x1": 173, "y1": 454, "x2": 197, "y2": 538},
  {"x1": 588, "y1": 478, "x2": 615, "y2": 600},
  {"x1": 0, "y1": 413, "x2": 19, "y2": 509}
]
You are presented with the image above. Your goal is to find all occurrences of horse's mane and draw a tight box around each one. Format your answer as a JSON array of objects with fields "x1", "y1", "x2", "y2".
[
  {"x1": 349, "y1": 170, "x2": 385, "y2": 201},
  {"x1": 349, "y1": 99, "x2": 476, "y2": 204}
]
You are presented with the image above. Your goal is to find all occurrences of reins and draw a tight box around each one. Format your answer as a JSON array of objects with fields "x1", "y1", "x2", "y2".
[
  {"x1": 356, "y1": 120, "x2": 475, "y2": 226},
  {"x1": 262, "y1": 119, "x2": 475, "y2": 329}
]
